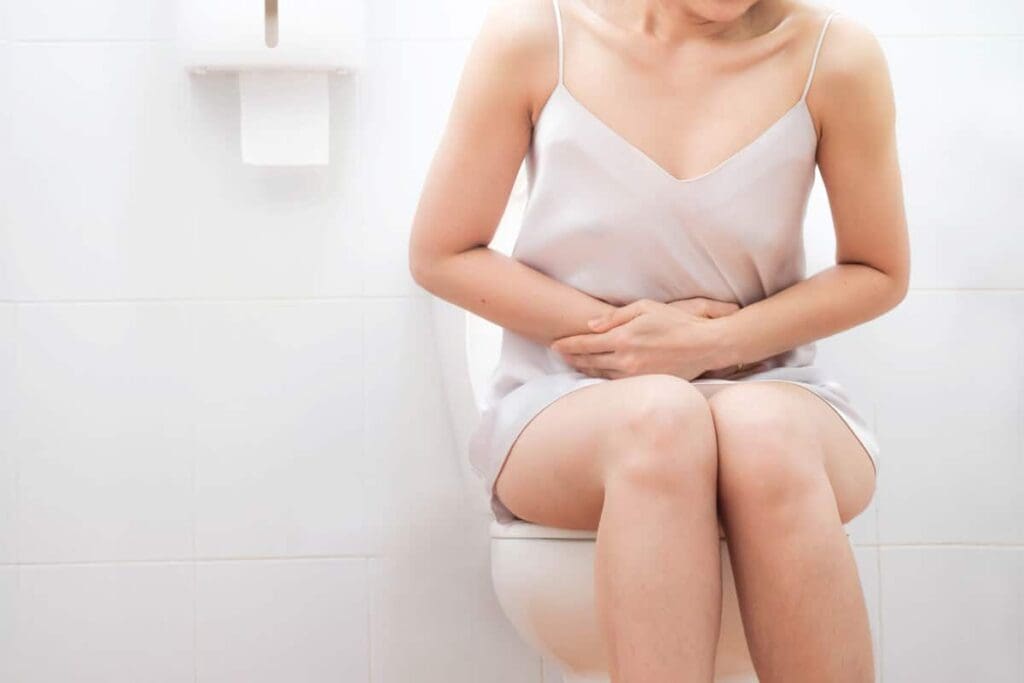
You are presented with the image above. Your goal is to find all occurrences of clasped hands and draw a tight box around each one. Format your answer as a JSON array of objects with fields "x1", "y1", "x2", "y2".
[{"x1": 549, "y1": 296, "x2": 745, "y2": 381}]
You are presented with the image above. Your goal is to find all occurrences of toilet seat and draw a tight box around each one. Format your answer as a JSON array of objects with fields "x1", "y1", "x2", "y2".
[
  {"x1": 490, "y1": 519, "x2": 728, "y2": 541},
  {"x1": 490, "y1": 519, "x2": 598, "y2": 540}
]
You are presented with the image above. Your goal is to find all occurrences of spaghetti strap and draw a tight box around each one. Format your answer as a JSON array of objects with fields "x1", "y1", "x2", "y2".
[
  {"x1": 551, "y1": 0, "x2": 564, "y2": 85},
  {"x1": 800, "y1": 9, "x2": 840, "y2": 101}
]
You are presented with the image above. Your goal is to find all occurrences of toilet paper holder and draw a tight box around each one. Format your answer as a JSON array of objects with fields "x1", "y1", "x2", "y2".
[{"x1": 178, "y1": 0, "x2": 365, "y2": 165}]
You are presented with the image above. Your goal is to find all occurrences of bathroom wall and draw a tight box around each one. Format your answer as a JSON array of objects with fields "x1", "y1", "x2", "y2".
[{"x1": 0, "y1": 1, "x2": 1020, "y2": 683}]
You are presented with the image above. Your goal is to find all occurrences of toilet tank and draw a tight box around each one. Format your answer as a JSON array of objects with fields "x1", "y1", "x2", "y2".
[{"x1": 429, "y1": 164, "x2": 530, "y2": 517}]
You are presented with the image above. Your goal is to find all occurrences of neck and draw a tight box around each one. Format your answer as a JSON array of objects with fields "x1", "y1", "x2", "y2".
[{"x1": 599, "y1": 0, "x2": 780, "y2": 43}]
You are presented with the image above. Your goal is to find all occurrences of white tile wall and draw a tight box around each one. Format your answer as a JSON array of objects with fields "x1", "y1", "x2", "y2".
[
  {"x1": 0, "y1": 443, "x2": 14, "y2": 565},
  {"x1": 189, "y1": 300, "x2": 369, "y2": 559},
  {"x1": 854, "y1": 546, "x2": 885, "y2": 683},
  {"x1": 5, "y1": 43, "x2": 193, "y2": 301},
  {"x1": 806, "y1": 37, "x2": 1024, "y2": 289},
  {"x1": 871, "y1": 291, "x2": 1024, "y2": 545},
  {"x1": 0, "y1": 567, "x2": 15, "y2": 681},
  {"x1": 880, "y1": 547, "x2": 1024, "y2": 682},
  {"x1": 832, "y1": 1, "x2": 1024, "y2": 35},
  {"x1": 364, "y1": 297, "x2": 464, "y2": 555},
  {"x1": 359, "y1": 38, "x2": 473, "y2": 231},
  {"x1": 184, "y1": 73, "x2": 365, "y2": 299},
  {"x1": 0, "y1": 41, "x2": 14, "y2": 300},
  {"x1": 1, "y1": 0, "x2": 1022, "y2": 680},
  {"x1": 9, "y1": 562, "x2": 195, "y2": 682},
  {"x1": 195, "y1": 558, "x2": 370, "y2": 683},
  {"x1": 12, "y1": 303, "x2": 195, "y2": 563},
  {"x1": 0, "y1": 305, "x2": 17, "y2": 565},
  {"x1": 368, "y1": 0, "x2": 489, "y2": 41},
  {"x1": 7, "y1": 0, "x2": 173, "y2": 41}
]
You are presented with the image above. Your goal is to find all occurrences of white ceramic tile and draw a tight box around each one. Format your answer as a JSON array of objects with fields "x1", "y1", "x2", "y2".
[
  {"x1": 803, "y1": 168, "x2": 848, "y2": 279},
  {"x1": 0, "y1": 306, "x2": 15, "y2": 562},
  {"x1": 831, "y1": 0, "x2": 1024, "y2": 35},
  {"x1": 5, "y1": 43, "x2": 194, "y2": 300},
  {"x1": 866, "y1": 291, "x2": 1024, "y2": 544},
  {"x1": 184, "y1": 71, "x2": 364, "y2": 298},
  {"x1": 370, "y1": 552, "x2": 543, "y2": 683},
  {"x1": 363, "y1": 297, "x2": 465, "y2": 557},
  {"x1": 196, "y1": 558, "x2": 369, "y2": 683},
  {"x1": 368, "y1": 0, "x2": 489, "y2": 40},
  {"x1": 0, "y1": 567, "x2": 15, "y2": 681},
  {"x1": 884, "y1": 37, "x2": 1024, "y2": 289},
  {"x1": 8, "y1": 0, "x2": 173, "y2": 41},
  {"x1": 0, "y1": 446, "x2": 14, "y2": 565},
  {"x1": 0, "y1": 303, "x2": 14, "y2": 415},
  {"x1": 359, "y1": 39, "x2": 472, "y2": 231},
  {"x1": 13, "y1": 303, "x2": 195, "y2": 563},
  {"x1": 853, "y1": 546, "x2": 884, "y2": 683},
  {"x1": 189, "y1": 301, "x2": 368, "y2": 558},
  {"x1": 0, "y1": 43, "x2": 11, "y2": 300},
  {"x1": 806, "y1": 38, "x2": 1024, "y2": 290},
  {"x1": 880, "y1": 547, "x2": 1024, "y2": 683},
  {"x1": 362, "y1": 224, "x2": 423, "y2": 297},
  {"x1": 11, "y1": 562, "x2": 195, "y2": 682}
]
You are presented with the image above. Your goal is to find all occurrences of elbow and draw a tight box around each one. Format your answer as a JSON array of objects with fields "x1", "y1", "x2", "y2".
[
  {"x1": 408, "y1": 253, "x2": 437, "y2": 291},
  {"x1": 885, "y1": 267, "x2": 910, "y2": 309},
  {"x1": 408, "y1": 238, "x2": 441, "y2": 290}
]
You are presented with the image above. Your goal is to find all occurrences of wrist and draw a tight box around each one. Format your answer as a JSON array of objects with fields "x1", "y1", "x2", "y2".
[{"x1": 706, "y1": 316, "x2": 743, "y2": 369}]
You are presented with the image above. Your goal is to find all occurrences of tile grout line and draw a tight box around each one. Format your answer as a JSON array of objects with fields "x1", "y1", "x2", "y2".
[
  {"x1": 5, "y1": 542, "x2": 1022, "y2": 568},
  {"x1": 190, "y1": 303, "x2": 199, "y2": 683},
  {"x1": 875, "y1": 546, "x2": 886, "y2": 683},
  {"x1": 363, "y1": 299, "x2": 374, "y2": 683},
  {"x1": 2, "y1": 287, "x2": 1024, "y2": 306}
]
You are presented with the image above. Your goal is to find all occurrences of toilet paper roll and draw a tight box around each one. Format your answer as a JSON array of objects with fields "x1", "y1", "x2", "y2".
[{"x1": 238, "y1": 71, "x2": 329, "y2": 166}]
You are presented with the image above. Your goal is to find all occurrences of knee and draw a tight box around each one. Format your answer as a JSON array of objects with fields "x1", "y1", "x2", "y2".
[
  {"x1": 604, "y1": 375, "x2": 718, "y2": 496},
  {"x1": 709, "y1": 388, "x2": 824, "y2": 511}
]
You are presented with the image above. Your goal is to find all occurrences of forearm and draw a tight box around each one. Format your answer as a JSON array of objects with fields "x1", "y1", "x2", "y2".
[
  {"x1": 712, "y1": 263, "x2": 907, "y2": 369},
  {"x1": 413, "y1": 246, "x2": 617, "y2": 346}
]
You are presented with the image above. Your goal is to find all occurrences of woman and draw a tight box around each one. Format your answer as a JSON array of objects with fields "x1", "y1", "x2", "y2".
[{"x1": 409, "y1": 0, "x2": 909, "y2": 680}]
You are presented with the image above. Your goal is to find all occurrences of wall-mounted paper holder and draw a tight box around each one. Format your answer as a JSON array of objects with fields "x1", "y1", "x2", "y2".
[{"x1": 178, "y1": 0, "x2": 365, "y2": 166}]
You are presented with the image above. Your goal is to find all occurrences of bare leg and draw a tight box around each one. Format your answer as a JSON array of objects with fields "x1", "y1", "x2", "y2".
[
  {"x1": 495, "y1": 374, "x2": 721, "y2": 682},
  {"x1": 707, "y1": 381, "x2": 877, "y2": 683}
]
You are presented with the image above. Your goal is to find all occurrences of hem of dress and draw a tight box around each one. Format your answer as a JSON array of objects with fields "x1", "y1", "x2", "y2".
[
  {"x1": 471, "y1": 375, "x2": 608, "y2": 525},
  {"x1": 472, "y1": 374, "x2": 879, "y2": 526},
  {"x1": 693, "y1": 377, "x2": 879, "y2": 478}
]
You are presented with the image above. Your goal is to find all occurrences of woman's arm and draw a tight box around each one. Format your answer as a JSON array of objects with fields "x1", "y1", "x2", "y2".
[
  {"x1": 711, "y1": 16, "x2": 911, "y2": 370},
  {"x1": 408, "y1": 0, "x2": 616, "y2": 346}
]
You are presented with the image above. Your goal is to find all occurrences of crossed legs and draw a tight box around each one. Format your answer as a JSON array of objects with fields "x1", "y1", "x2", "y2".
[{"x1": 493, "y1": 374, "x2": 876, "y2": 682}]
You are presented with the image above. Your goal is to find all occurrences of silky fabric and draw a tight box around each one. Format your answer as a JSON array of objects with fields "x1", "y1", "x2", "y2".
[{"x1": 467, "y1": 2, "x2": 879, "y2": 524}]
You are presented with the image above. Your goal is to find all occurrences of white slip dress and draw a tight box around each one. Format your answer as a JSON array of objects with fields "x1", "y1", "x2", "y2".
[{"x1": 467, "y1": 2, "x2": 879, "y2": 524}]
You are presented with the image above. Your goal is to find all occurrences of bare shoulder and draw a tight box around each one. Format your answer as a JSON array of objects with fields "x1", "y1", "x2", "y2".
[
  {"x1": 467, "y1": 0, "x2": 561, "y2": 119},
  {"x1": 809, "y1": 9, "x2": 896, "y2": 130}
]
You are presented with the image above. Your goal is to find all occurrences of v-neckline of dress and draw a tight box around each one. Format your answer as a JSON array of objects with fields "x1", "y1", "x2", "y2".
[{"x1": 543, "y1": 81, "x2": 814, "y2": 186}]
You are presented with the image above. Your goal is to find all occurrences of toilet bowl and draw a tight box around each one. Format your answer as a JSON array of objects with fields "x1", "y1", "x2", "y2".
[
  {"x1": 428, "y1": 256, "x2": 852, "y2": 683},
  {"x1": 491, "y1": 519, "x2": 765, "y2": 682}
]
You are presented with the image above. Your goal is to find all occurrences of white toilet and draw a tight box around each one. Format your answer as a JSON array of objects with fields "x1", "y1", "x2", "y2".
[
  {"x1": 430, "y1": 295, "x2": 854, "y2": 682},
  {"x1": 427, "y1": 183, "x2": 850, "y2": 682}
]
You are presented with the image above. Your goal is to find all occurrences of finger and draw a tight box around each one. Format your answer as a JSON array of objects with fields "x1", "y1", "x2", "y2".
[
  {"x1": 551, "y1": 330, "x2": 618, "y2": 355},
  {"x1": 587, "y1": 301, "x2": 644, "y2": 333},
  {"x1": 564, "y1": 351, "x2": 616, "y2": 372},
  {"x1": 702, "y1": 299, "x2": 741, "y2": 318},
  {"x1": 569, "y1": 355, "x2": 614, "y2": 379}
]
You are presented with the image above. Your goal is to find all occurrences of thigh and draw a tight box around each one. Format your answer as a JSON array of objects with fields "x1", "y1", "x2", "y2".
[
  {"x1": 704, "y1": 380, "x2": 877, "y2": 524},
  {"x1": 494, "y1": 374, "x2": 714, "y2": 530}
]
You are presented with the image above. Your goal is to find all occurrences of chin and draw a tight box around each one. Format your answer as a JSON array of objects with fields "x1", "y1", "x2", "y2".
[{"x1": 684, "y1": 0, "x2": 761, "y2": 23}]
